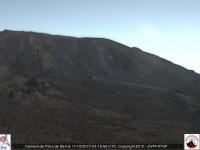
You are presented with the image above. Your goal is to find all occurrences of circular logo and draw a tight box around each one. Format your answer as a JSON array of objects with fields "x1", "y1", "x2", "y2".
[
  {"x1": 0, "y1": 135, "x2": 7, "y2": 143},
  {"x1": 185, "y1": 135, "x2": 199, "y2": 148}
]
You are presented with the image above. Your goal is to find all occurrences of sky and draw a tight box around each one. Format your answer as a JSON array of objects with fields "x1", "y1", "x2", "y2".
[{"x1": 0, "y1": 0, "x2": 200, "y2": 73}]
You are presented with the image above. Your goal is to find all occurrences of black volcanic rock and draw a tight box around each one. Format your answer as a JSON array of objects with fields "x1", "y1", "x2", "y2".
[
  {"x1": 0, "y1": 30, "x2": 199, "y2": 92},
  {"x1": 0, "y1": 30, "x2": 200, "y2": 144}
]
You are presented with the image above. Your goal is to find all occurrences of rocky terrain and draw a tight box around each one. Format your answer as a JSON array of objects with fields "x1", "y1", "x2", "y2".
[{"x1": 0, "y1": 30, "x2": 200, "y2": 144}]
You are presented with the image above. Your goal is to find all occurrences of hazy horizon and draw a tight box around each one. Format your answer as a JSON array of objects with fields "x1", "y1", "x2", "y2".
[{"x1": 1, "y1": 0, "x2": 199, "y2": 73}]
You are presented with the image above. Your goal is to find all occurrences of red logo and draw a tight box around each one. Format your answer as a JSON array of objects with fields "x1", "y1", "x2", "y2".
[{"x1": 0, "y1": 136, "x2": 6, "y2": 143}]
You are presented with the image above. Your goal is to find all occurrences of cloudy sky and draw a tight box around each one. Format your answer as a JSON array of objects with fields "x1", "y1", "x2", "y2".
[{"x1": 0, "y1": 0, "x2": 199, "y2": 73}]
